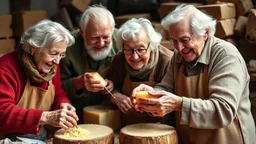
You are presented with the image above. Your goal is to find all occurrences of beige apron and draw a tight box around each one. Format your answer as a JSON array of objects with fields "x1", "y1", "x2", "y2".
[
  {"x1": 17, "y1": 79, "x2": 55, "y2": 110},
  {"x1": 1, "y1": 79, "x2": 55, "y2": 140},
  {"x1": 175, "y1": 64, "x2": 244, "y2": 144},
  {"x1": 121, "y1": 68, "x2": 170, "y2": 126}
]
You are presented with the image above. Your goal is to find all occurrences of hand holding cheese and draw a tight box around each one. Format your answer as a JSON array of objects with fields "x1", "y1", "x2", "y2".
[
  {"x1": 90, "y1": 72, "x2": 107, "y2": 87},
  {"x1": 83, "y1": 72, "x2": 108, "y2": 93},
  {"x1": 132, "y1": 84, "x2": 183, "y2": 117}
]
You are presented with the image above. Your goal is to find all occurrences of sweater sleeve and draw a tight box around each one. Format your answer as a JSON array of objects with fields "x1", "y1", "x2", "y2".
[
  {"x1": 59, "y1": 51, "x2": 80, "y2": 99},
  {"x1": 0, "y1": 67, "x2": 43, "y2": 135},
  {"x1": 182, "y1": 54, "x2": 249, "y2": 129}
]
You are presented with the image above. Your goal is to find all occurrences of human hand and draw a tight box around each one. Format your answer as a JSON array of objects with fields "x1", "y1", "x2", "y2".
[
  {"x1": 112, "y1": 92, "x2": 135, "y2": 114},
  {"x1": 130, "y1": 84, "x2": 154, "y2": 111},
  {"x1": 84, "y1": 72, "x2": 104, "y2": 92},
  {"x1": 59, "y1": 103, "x2": 77, "y2": 113},
  {"x1": 138, "y1": 91, "x2": 182, "y2": 117},
  {"x1": 101, "y1": 79, "x2": 114, "y2": 95},
  {"x1": 40, "y1": 108, "x2": 78, "y2": 130}
]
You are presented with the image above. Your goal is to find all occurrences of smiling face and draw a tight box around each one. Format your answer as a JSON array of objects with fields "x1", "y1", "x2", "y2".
[
  {"x1": 81, "y1": 16, "x2": 112, "y2": 61},
  {"x1": 31, "y1": 41, "x2": 67, "y2": 74},
  {"x1": 123, "y1": 30, "x2": 151, "y2": 70},
  {"x1": 169, "y1": 19, "x2": 208, "y2": 62}
]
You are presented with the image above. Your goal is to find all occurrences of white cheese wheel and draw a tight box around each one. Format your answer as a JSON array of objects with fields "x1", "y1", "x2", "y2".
[
  {"x1": 53, "y1": 124, "x2": 114, "y2": 144},
  {"x1": 83, "y1": 105, "x2": 121, "y2": 131},
  {"x1": 119, "y1": 123, "x2": 178, "y2": 144}
]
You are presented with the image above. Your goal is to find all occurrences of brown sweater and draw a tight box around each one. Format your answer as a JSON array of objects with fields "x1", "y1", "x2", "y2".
[{"x1": 107, "y1": 45, "x2": 175, "y2": 126}]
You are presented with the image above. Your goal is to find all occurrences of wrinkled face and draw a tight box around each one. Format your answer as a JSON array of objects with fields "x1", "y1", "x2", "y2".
[
  {"x1": 123, "y1": 30, "x2": 151, "y2": 70},
  {"x1": 82, "y1": 18, "x2": 112, "y2": 61},
  {"x1": 169, "y1": 20, "x2": 208, "y2": 62},
  {"x1": 31, "y1": 41, "x2": 67, "y2": 73}
]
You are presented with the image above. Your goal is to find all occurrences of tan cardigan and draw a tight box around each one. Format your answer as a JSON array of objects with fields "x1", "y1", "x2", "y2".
[{"x1": 155, "y1": 36, "x2": 256, "y2": 144}]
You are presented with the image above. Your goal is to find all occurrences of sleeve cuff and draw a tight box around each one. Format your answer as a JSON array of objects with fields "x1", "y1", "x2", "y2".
[
  {"x1": 180, "y1": 97, "x2": 191, "y2": 125},
  {"x1": 37, "y1": 125, "x2": 42, "y2": 135}
]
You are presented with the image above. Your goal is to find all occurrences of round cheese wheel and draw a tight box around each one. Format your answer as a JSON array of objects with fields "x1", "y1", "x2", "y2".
[
  {"x1": 53, "y1": 124, "x2": 114, "y2": 144},
  {"x1": 119, "y1": 123, "x2": 178, "y2": 144}
]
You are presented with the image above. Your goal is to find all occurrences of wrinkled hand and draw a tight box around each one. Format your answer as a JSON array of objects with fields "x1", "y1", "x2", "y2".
[
  {"x1": 112, "y1": 92, "x2": 135, "y2": 114},
  {"x1": 101, "y1": 79, "x2": 114, "y2": 95},
  {"x1": 84, "y1": 73, "x2": 104, "y2": 92},
  {"x1": 59, "y1": 103, "x2": 76, "y2": 112},
  {"x1": 130, "y1": 84, "x2": 154, "y2": 111},
  {"x1": 40, "y1": 108, "x2": 78, "y2": 130},
  {"x1": 137, "y1": 91, "x2": 182, "y2": 117}
]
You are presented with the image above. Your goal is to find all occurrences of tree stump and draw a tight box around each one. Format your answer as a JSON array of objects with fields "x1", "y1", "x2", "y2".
[
  {"x1": 53, "y1": 124, "x2": 114, "y2": 144},
  {"x1": 119, "y1": 123, "x2": 178, "y2": 144}
]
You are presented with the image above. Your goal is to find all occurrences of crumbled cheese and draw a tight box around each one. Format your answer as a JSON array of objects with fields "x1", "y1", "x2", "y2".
[{"x1": 63, "y1": 127, "x2": 90, "y2": 138}]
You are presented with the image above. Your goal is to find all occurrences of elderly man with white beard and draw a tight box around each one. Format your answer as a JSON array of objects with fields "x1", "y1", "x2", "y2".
[{"x1": 60, "y1": 4, "x2": 119, "y2": 124}]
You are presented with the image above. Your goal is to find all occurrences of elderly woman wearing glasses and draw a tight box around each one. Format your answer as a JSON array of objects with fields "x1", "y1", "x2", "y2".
[
  {"x1": 0, "y1": 19, "x2": 78, "y2": 141},
  {"x1": 107, "y1": 18, "x2": 175, "y2": 126}
]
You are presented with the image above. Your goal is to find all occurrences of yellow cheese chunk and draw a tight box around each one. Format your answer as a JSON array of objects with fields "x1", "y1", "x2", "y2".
[
  {"x1": 90, "y1": 72, "x2": 107, "y2": 87},
  {"x1": 135, "y1": 91, "x2": 157, "y2": 104},
  {"x1": 83, "y1": 105, "x2": 121, "y2": 131}
]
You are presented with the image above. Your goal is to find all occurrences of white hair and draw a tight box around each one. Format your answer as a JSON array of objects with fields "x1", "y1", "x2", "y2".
[
  {"x1": 116, "y1": 18, "x2": 162, "y2": 52},
  {"x1": 80, "y1": 4, "x2": 115, "y2": 34},
  {"x1": 20, "y1": 19, "x2": 75, "y2": 53},
  {"x1": 161, "y1": 4, "x2": 216, "y2": 37}
]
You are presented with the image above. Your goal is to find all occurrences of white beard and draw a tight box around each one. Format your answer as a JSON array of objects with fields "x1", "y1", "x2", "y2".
[{"x1": 84, "y1": 41, "x2": 112, "y2": 61}]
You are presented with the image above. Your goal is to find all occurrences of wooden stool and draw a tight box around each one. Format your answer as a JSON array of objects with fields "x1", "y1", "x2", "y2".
[
  {"x1": 53, "y1": 124, "x2": 114, "y2": 144},
  {"x1": 119, "y1": 123, "x2": 178, "y2": 144}
]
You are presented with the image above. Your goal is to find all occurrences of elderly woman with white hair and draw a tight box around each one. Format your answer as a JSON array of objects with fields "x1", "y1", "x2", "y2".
[
  {"x1": 0, "y1": 19, "x2": 78, "y2": 141},
  {"x1": 131, "y1": 4, "x2": 256, "y2": 144},
  {"x1": 107, "y1": 18, "x2": 174, "y2": 126}
]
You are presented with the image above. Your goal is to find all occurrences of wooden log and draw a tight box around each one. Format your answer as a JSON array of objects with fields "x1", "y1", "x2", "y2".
[
  {"x1": 53, "y1": 124, "x2": 114, "y2": 144},
  {"x1": 119, "y1": 123, "x2": 178, "y2": 144}
]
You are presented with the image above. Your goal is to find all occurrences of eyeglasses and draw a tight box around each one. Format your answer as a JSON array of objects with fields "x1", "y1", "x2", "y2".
[
  {"x1": 48, "y1": 53, "x2": 66, "y2": 59},
  {"x1": 43, "y1": 50, "x2": 66, "y2": 60},
  {"x1": 122, "y1": 43, "x2": 150, "y2": 56}
]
